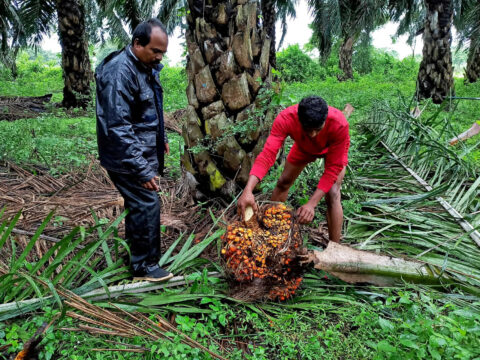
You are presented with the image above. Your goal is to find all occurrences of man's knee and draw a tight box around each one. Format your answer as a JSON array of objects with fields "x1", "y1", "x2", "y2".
[{"x1": 326, "y1": 185, "x2": 341, "y2": 206}]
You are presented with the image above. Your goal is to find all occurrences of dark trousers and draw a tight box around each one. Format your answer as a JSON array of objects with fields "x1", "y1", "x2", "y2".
[{"x1": 108, "y1": 171, "x2": 161, "y2": 274}]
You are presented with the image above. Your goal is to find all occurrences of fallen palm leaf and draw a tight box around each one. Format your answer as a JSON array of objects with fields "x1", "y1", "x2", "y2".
[
  {"x1": 0, "y1": 272, "x2": 221, "y2": 320},
  {"x1": 58, "y1": 286, "x2": 228, "y2": 360},
  {"x1": 380, "y1": 140, "x2": 480, "y2": 247}
]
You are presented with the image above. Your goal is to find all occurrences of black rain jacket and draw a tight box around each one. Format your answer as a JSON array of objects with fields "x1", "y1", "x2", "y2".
[{"x1": 95, "y1": 46, "x2": 167, "y2": 182}]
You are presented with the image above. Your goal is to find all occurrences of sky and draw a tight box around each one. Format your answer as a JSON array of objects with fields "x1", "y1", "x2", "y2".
[{"x1": 41, "y1": 0, "x2": 424, "y2": 65}]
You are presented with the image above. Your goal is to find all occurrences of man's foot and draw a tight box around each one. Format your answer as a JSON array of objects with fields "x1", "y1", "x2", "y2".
[{"x1": 133, "y1": 264, "x2": 173, "y2": 282}]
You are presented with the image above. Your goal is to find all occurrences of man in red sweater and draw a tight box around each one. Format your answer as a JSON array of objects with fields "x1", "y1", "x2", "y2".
[{"x1": 237, "y1": 96, "x2": 353, "y2": 243}]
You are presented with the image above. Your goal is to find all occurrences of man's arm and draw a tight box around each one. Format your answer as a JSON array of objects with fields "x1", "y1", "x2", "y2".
[
  {"x1": 238, "y1": 113, "x2": 290, "y2": 217},
  {"x1": 296, "y1": 188, "x2": 326, "y2": 224}
]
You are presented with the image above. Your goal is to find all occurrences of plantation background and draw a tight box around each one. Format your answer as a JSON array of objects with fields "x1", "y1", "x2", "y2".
[{"x1": 1, "y1": 41, "x2": 480, "y2": 359}]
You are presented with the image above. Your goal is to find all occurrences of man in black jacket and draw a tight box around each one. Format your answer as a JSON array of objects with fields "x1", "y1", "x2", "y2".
[{"x1": 95, "y1": 19, "x2": 172, "y2": 281}]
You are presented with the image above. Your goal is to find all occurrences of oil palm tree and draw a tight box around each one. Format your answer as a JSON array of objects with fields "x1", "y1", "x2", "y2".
[
  {"x1": 390, "y1": 0, "x2": 456, "y2": 103},
  {"x1": 55, "y1": 0, "x2": 93, "y2": 108},
  {"x1": 454, "y1": 0, "x2": 480, "y2": 83},
  {"x1": 0, "y1": 0, "x2": 23, "y2": 77},
  {"x1": 308, "y1": 0, "x2": 387, "y2": 81},
  {"x1": 18, "y1": 0, "x2": 92, "y2": 108}
]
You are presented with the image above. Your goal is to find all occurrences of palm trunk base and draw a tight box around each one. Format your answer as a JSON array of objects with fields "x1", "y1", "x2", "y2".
[{"x1": 465, "y1": 45, "x2": 480, "y2": 84}]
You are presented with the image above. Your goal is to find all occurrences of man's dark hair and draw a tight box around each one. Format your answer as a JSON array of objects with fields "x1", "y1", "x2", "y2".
[
  {"x1": 131, "y1": 19, "x2": 167, "y2": 46},
  {"x1": 298, "y1": 96, "x2": 328, "y2": 129}
]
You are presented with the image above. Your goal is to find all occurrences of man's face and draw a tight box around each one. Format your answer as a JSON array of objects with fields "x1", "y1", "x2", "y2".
[
  {"x1": 133, "y1": 27, "x2": 168, "y2": 68},
  {"x1": 302, "y1": 124, "x2": 325, "y2": 138}
]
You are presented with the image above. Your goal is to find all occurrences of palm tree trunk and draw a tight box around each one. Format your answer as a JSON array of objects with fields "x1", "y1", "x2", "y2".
[
  {"x1": 1, "y1": 29, "x2": 19, "y2": 78},
  {"x1": 261, "y1": 0, "x2": 276, "y2": 69},
  {"x1": 56, "y1": 0, "x2": 93, "y2": 108},
  {"x1": 338, "y1": 36, "x2": 354, "y2": 81},
  {"x1": 183, "y1": 0, "x2": 272, "y2": 195},
  {"x1": 416, "y1": 0, "x2": 454, "y2": 104},
  {"x1": 465, "y1": 42, "x2": 480, "y2": 83}
]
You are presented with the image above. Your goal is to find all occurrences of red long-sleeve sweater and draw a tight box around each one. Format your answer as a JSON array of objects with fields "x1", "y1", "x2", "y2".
[{"x1": 250, "y1": 104, "x2": 350, "y2": 194}]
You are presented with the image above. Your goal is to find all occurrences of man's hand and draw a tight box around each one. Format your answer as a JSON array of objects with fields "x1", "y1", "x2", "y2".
[
  {"x1": 237, "y1": 190, "x2": 258, "y2": 220},
  {"x1": 164, "y1": 143, "x2": 170, "y2": 155},
  {"x1": 296, "y1": 203, "x2": 315, "y2": 224},
  {"x1": 141, "y1": 175, "x2": 160, "y2": 192}
]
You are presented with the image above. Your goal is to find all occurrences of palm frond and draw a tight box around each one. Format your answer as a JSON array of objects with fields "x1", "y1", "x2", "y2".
[
  {"x1": 122, "y1": 0, "x2": 141, "y2": 32},
  {"x1": 19, "y1": 0, "x2": 56, "y2": 45},
  {"x1": 308, "y1": 0, "x2": 341, "y2": 60},
  {"x1": 275, "y1": 0, "x2": 297, "y2": 50},
  {"x1": 347, "y1": 99, "x2": 480, "y2": 297},
  {"x1": 157, "y1": 0, "x2": 185, "y2": 34},
  {"x1": 0, "y1": 210, "x2": 130, "y2": 320}
]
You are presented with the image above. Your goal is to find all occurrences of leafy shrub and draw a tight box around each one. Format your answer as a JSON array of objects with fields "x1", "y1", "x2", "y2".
[
  {"x1": 160, "y1": 66, "x2": 188, "y2": 111},
  {"x1": 276, "y1": 45, "x2": 326, "y2": 82},
  {"x1": 0, "y1": 51, "x2": 63, "y2": 99}
]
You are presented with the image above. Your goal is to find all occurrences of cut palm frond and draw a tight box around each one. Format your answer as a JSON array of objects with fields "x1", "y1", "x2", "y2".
[
  {"x1": 344, "y1": 103, "x2": 480, "y2": 300},
  {"x1": 58, "y1": 286, "x2": 228, "y2": 360}
]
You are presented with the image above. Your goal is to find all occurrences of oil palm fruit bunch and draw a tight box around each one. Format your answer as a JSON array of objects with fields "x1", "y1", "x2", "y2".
[{"x1": 221, "y1": 203, "x2": 304, "y2": 301}]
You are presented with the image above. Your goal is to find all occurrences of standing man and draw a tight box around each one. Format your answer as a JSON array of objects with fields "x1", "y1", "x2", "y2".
[
  {"x1": 238, "y1": 96, "x2": 353, "y2": 243},
  {"x1": 96, "y1": 19, "x2": 172, "y2": 281}
]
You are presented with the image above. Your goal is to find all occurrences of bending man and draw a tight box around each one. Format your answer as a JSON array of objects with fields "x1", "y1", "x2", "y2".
[{"x1": 238, "y1": 96, "x2": 352, "y2": 243}]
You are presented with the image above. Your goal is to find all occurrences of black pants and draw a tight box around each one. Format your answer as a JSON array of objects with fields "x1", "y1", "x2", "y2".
[{"x1": 108, "y1": 171, "x2": 161, "y2": 274}]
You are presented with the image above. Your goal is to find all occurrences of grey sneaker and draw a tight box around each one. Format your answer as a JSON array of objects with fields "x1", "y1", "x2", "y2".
[{"x1": 133, "y1": 265, "x2": 173, "y2": 282}]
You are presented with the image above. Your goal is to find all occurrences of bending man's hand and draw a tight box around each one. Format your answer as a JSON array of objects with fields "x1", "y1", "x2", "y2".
[
  {"x1": 296, "y1": 203, "x2": 315, "y2": 224},
  {"x1": 164, "y1": 143, "x2": 170, "y2": 155},
  {"x1": 141, "y1": 175, "x2": 160, "y2": 192},
  {"x1": 237, "y1": 190, "x2": 258, "y2": 220},
  {"x1": 237, "y1": 175, "x2": 261, "y2": 220}
]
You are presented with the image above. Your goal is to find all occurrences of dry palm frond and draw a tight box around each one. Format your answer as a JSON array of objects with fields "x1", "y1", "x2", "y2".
[{"x1": 58, "y1": 286, "x2": 228, "y2": 360}]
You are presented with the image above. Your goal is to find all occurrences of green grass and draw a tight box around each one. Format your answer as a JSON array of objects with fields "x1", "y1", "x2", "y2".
[
  {"x1": 1, "y1": 284, "x2": 479, "y2": 359},
  {"x1": 0, "y1": 52, "x2": 64, "y2": 101},
  {"x1": 0, "y1": 113, "x2": 97, "y2": 174}
]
